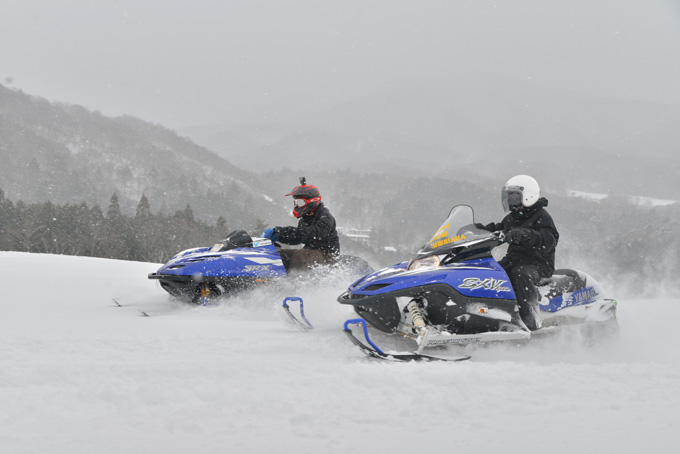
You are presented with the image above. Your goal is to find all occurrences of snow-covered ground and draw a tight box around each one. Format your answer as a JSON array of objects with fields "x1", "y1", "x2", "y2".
[
  {"x1": 566, "y1": 189, "x2": 677, "y2": 207},
  {"x1": 1, "y1": 251, "x2": 678, "y2": 454}
]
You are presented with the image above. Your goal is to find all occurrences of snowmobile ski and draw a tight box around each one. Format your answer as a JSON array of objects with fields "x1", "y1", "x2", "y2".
[
  {"x1": 111, "y1": 298, "x2": 150, "y2": 317},
  {"x1": 282, "y1": 297, "x2": 313, "y2": 330},
  {"x1": 343, "y1": 319, "x2": 471, "y2": 362}
]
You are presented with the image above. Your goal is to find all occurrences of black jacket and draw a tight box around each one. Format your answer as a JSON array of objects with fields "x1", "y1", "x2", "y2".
[
  {"x1": 275, "y1": 204, "x2": 341, "y2": 255},
  {"x1": 490, "y1": 198, "x2": 559, "y2": 278}
]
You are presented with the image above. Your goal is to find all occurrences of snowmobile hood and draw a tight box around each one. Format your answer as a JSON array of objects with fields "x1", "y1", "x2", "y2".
[
  {"x1": 345, "y1": 257, "x2": 516, "y2": 300},
  {"x1": 343, "y1": 205, "x2": 514, "y2": 300},
  {"x1": 155, "y1": 240, "x2": 287, "y2": 278}
]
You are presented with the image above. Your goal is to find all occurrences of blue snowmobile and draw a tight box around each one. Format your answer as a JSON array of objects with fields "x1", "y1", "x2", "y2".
[
  {"x1": 149, "y1": 229, "x2": 371, "y2": 304},
  {"x1": 338, "y1": 205, "x2": 618, "y2": 361}
]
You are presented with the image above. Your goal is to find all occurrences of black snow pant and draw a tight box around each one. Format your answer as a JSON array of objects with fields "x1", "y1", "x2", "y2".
[
  {"x1": 278, "y1": 248, "x2": 337, "y2": 274},
  {"x1": 503, "y1": 264, "x2": 543, "y2": 331}
]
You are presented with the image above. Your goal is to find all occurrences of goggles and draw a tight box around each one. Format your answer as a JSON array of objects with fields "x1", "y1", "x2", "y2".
[{"x1": 294, "y1": 197, "x2": 320, "y2": 207}]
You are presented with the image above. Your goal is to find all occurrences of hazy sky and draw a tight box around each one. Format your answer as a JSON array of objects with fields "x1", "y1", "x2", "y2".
[{"x1": 2, "y1": 0, "x2": 680, "y2": 130}]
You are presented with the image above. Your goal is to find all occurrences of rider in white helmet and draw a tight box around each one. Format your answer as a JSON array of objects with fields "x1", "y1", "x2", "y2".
[{"x1": 477, "y1": 175, "x2": 559, "y2": 331}]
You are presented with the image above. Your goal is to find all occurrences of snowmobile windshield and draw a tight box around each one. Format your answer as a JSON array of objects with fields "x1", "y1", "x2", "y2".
[
  {"x1": 413, "y1": 205, "x2": 489, "y2": 260},
  {"x1": 210, "y1": 229, "x2": 253, "y2": 252}
]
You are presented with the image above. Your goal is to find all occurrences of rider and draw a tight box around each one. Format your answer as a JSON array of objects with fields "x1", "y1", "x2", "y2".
[
  {"x1": 477, "y1": 175, "x2": 559, "y2": 331},
  {"x1": 262, "y1": 178, "x2": 340, "y2": 271}
]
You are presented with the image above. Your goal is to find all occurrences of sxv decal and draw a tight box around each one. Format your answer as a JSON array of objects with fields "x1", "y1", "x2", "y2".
[{"x1": 458, "y1": 277, "x2": 512, "y2": 292}]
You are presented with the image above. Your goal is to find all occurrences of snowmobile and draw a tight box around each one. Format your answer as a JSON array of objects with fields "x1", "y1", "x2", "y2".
[
  {"x1": 149, "y1": 229, "x2": 371, "y2": 304},
  {"x1": 338, "y1": 205, "x2": 618, "y2": 361}
]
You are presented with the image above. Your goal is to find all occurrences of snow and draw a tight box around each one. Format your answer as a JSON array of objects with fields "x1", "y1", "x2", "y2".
[
  {"x1": 629, "y1": 195, "x2": 677, "y2": 207},
  {"x1": 567, "y1": 189, "x2": 677, "y2": 207},
  {"x1": 567, "y1": 189, "x2": 609, "y2": 201},
  {"x1": 1, "y1": 251, "x2": 679, "y2": 453}
]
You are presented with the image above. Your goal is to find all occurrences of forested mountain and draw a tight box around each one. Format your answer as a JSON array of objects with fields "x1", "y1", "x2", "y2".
[{"x1": 0, "y1": 83, "x2": 286, "y2": 228}]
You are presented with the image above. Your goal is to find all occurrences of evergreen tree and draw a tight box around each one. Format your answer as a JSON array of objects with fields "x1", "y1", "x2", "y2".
[
  {"x1": 181, "y1": 204, "x2": 194, "y2": 223},
  {"x1": 87, "y1": 204, "x2": 105, "y2": 257},
  {"x1": 102, "y1": 192, "x2": 132, "y2": 259},
  {"x1": 0, "y1": 189, "x2": 14, "y2": 249},
  {"x1": 10, "y1": 201, "x2": 45, "y2": 252},
  {"x1": 132, "y1": 194, "x2": 155, "y2": 261},
  {"x1": 135, "y1": 194, "x2": 152, "y2": 220},
  {"x1": 106, "y1": 193, "x2": 122, "y2": 220},
  {"x1": 215, "y1": 216, "x2": 228, "y2": 238}
]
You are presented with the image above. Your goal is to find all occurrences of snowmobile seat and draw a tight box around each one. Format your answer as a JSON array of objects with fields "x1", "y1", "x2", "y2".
[
  {"x1": 536, "y1": 277, "x2": 553, "y2": 287},
  {"x1": 538, "y1": 269, "x2": 588, "y2": 299}
]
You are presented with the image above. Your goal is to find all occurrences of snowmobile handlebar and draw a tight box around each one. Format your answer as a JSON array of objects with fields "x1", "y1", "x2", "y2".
[{"x1": 492, "y1": 230, "x2": 506, "y2": 242}]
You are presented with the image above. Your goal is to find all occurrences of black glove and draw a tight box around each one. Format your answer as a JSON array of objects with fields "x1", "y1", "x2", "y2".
[
  {"x1": 277, "y1": 226, "x2": 294, "y2": 235},
  {"x1": 275, "y1": 226, "x2": 297, "y2": 243},
  {"x1": 506, "y1": 228, "x2": 533, "y2": 245}
]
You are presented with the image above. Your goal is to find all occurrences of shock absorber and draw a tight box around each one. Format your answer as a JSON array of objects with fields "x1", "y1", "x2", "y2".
[
  {"x1": 406, "y1": 299, "x2": 426, "y2": 330},
  {"x1": 199, "y1": 284, "x2": 211, "y2": 306}
]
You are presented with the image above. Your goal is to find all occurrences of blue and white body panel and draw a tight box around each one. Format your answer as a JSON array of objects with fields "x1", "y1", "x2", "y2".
[
  {"x1": 348, "y1": 257, "x2": 516, "y2": 300},
  {"x1": 538, "y1": 270, "x2": 616, "y2": 326},
  {"x1": 159, "y1": 242, "x2": 287, "y2": 279},
  {"x1": 149, "y1": 237, "x2": 287, "y2": 301}
]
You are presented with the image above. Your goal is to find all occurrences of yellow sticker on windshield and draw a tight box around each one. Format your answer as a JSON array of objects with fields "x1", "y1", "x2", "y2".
[
  {"x1": 430, "y1": 234, "x2": 466, "y2": 249},
  {"x1": 432, "y1": 224, "x2": 450, "y2": 241}
]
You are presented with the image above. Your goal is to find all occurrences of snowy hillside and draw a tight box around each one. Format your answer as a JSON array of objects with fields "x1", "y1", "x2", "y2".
[
  {"x1": 0, "y1": 84, "x2": 289, "y2": 226},
  {"x1": 1, "y1": 252, "x2": 678, "y2": 454},
  {"x1": 566, "y1": 189, "x2": 677, "y2": 207}
]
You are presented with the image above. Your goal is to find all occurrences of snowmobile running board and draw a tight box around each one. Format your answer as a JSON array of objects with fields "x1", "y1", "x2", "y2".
[
  {"x1": 282, "y1": 297, "x2": 314, "y2": 330},
  {"x1": 343, "y1": 319, "x2": 471, "y2": 362}
]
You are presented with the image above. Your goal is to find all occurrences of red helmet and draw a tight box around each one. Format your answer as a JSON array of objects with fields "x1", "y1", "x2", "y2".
[{"x1": 286, "y1": 177, "x2": 322, "y2": 218}]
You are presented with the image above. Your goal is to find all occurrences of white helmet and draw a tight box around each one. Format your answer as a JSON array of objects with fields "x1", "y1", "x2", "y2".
[{"x1": 502, "y1": 175, "x2": 540, "y2": 211}]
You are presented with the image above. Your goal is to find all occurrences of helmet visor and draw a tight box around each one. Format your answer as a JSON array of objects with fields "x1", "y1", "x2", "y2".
[
  {"x1": 502, "y1": 186, "x2": 523, "y2": 211},
  {"x1": 507, "y1": 192, "x2": 522, "y2": 207}
]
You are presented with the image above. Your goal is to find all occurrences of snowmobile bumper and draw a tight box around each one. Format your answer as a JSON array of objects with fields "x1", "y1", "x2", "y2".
[{"x1": 148, "y1": 272, "x2": 270, "y2": 301}]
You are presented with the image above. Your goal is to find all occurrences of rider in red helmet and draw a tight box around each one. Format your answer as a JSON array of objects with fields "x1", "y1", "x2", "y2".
[
  {"x1": 287, "y1": 182, "x2": 323, "y2": 219},
  {"x1": 262, "y1": 177, "x2": 340, "y2": 270}
]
